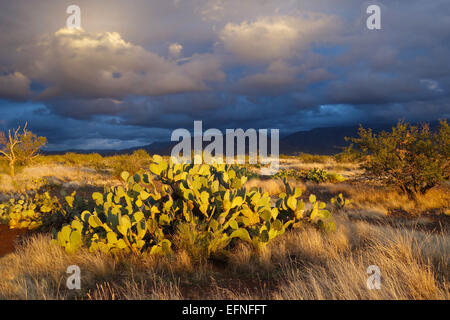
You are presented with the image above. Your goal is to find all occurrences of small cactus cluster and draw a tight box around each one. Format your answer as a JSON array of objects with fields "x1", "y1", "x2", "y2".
[
  {"x1": 306, "y1": 168, "x2": 345, "y2": 183},
  {"x1": 272, "y1": 169, "x2": 304, "y2": 180},
  {"x1": 0, "y1": 192, "x2": 62, "y2": 230},
  {"x1": 331, "y1": 193, "x2": 351, "y2": 210},
  {"x1": 273, "y1": 168, "x2": 345, "y2": 183}
]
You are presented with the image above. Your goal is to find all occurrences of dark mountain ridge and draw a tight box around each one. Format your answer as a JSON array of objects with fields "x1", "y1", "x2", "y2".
[{"x1": 44, "y1": 120, "x2": 444, "y2": 156}]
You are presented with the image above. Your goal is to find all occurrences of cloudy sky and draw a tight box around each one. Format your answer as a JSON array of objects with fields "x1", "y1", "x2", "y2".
[{"x1": 0, "y1": 0, "x2": 449, "y2": 150}]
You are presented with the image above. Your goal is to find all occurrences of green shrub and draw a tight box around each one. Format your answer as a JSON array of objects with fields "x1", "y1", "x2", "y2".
[
  {"x1": 334, "y1": 150, "x2": 360, "y2": 163},
  {"x1": 346, "y1": 120, "x2": 450, "y2": 197},
  {"x1": 0, "y1": 123, "x2": 47, "y2": 176}
]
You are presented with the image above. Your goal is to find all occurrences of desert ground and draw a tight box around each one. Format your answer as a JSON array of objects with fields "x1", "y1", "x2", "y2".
[{"x1": 0, "y1": 152, "x2": 448, "y2": 300}]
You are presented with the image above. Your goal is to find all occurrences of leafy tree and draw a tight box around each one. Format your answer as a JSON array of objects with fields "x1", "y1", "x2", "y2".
[
  {"x1": 0, "y1": 123, "x2": 47, "y2": 176},
  {"x1": 346, "y1": 120, "x2": 449, "y2": 197}
]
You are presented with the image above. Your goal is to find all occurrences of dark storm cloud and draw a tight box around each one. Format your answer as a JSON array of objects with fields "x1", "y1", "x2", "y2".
[
  {"x1": 0, "y1": 101, "x2": 172, "y2": 150},
  {"x1": 0, "y1": 0, "x2": 449, "y2": 150}
]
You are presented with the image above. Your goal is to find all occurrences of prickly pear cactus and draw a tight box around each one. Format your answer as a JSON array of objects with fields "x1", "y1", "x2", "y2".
[{"x1": 19, "y1": 155, "x2": 335, "y2": 257}]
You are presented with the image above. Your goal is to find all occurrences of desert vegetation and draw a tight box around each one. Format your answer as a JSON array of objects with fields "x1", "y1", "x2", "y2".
[
  {"x1": 0, "y1": 122, "x2": 47, "y2": 177},
  {"x1": 0, "y1": 121, "x2": 448, "y2": 300},
  {"x1": 346, "y1": 120, "x2": 449, "y2": 197}
]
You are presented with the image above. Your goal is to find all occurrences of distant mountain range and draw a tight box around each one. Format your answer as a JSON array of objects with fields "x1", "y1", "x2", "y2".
[{"x1": 45, "y1": 121, "x2": 443, "y2": 156}]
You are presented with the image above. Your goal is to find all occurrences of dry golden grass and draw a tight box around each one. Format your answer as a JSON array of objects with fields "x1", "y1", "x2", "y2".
[
  {"x1": 0, "y1": 164, "x2": 120, "y2": 201},
  {"x1": 0, "y1": 234, "x2": 185, "y2": 300},
  {"x1": 271, "y1": 219, "x2": 449, "y2": 300},
  {"x1": 279, "y1": 158, "x2": 362, "y2": 179},
  {"x1": 0, "y1": 215, "x2": 447, "y2": 300},
  {"x1": 244, "y1": 178, "x2": 306, "y2": 196},
  {"x1": 308, "y1": 182, "x2": 450, "y2": 214}
]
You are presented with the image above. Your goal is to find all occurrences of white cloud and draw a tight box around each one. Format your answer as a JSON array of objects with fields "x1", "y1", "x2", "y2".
[
  {"x1": 15, "y1": 28, "x2": 225, "y2": 99},
  {"x1": 169, "y1": 42, "x2": 183, "y2": 58},
  {"x1": 220, "y1": 14, "x2": 340, "y2": 63}
]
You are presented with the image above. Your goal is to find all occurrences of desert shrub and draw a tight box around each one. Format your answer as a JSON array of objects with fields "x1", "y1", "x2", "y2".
[
  {"x1": 346, "y1": 120, "x2": 450, "y2": 197},
  {"x1": 0, "y1": 158, "x2": 10, "y2": 174},
  {"x1": 106, "y1": 150, "x2": 152, "y2": 178},
  {"x1": 297, "y1": 153, "x2": 332, "y2": 164},
  {"x1": 132, "y1": 149, "x2": 150, "y2": 158},
  {"x1": 334, "y1": 150, "x2": 360, "y2": 163},
  {"x1": 62, "y1": 153, "x2": 104, "y2": 166},
  {"x1": 0, "y1": 123, "x2": 47, "y2": 176}
]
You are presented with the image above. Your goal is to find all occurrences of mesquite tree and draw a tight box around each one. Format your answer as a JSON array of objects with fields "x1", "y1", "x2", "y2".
[
  {"x1": 0, "y1": 123, "x2": 47, "y2": 176},
  {"x1": 346, "y1": 120, "x2": 449, "y2": 198}
]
